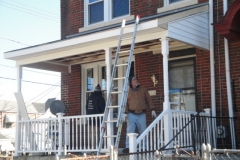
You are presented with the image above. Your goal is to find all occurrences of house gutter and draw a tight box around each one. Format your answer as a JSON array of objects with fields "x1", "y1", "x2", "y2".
[
  {"x1": 223, "y1": 0, "x2": 236, "y2": 149},
  {"x1": 67, "y1": 2, "x2": 208, "y2": 39}
]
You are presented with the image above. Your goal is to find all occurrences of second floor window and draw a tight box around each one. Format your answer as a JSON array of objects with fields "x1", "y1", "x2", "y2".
[
  {"x1": 112, "y1": 0, "x2": 129, "y2": 18},
  {"x1": 89, "y1": 0, "x2": 104, "y2": 24},
  {"x1": 86, "y1": 0, "x2": 130, "y2": 25}
]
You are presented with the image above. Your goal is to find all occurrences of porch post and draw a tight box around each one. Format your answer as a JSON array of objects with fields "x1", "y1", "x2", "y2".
[
  {"x1": 160, "y1": 37, "x2": 173, "y2": 148},
  {"x1": 57, "y1": 113, "x2": 64, "y2": 155},
  {"x1": 105, "y1": 48, "x2": 114, "y2": 148},
  {"x1": 14, "y1": 65, "x2": 22, "y2": 156}
]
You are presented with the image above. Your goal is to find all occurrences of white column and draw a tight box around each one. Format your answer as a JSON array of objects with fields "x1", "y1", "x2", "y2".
[
  {"x1": 161, "y1": 37, "x2": 170, "y2": 110},
  {"x1": 223, "y1": 0, "x2": 236, "y2": 149},
  {"x1": 14, "y1": 65, "x2": 22, "y2": 156},
  {"x1": 57, "y1": 113, "x2": 64, "y2": 155},
  {"x1": 105, "y1": 48, "x2": 114, "y2": 148},
  {"x1": 209, "y1": 0, "x2": 216, "y2": 118},
  {"x1": 160, "y1": 37, "x2": 173, "y2": 148},
  {"x1": 128, "y1": 133, "x2": 138, "y2": 153}
]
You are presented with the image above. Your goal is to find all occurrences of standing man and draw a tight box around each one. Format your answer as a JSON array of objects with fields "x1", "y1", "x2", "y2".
[
  {"x1": 122, "y1": 76, "x2": 157, "y2": 153},
  {"x1": 86, "y1": 84, "x2": 106, "y2": 147}
]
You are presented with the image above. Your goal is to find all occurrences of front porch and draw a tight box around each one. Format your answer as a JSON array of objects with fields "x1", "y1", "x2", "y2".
[
  {"x1": 16, "y1": 107, "x2": 238, "y2": 156},
  {"x1": 17, "y1": 108, "x2": 235, "y2": 156},
  {"x1": 6, "y1": 2, "x2": 234, "y2": 157}
]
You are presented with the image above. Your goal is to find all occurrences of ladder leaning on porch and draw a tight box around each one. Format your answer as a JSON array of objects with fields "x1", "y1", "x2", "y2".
[{"x1": 97, "y1": 16, "x2": 140, "y2": 155}]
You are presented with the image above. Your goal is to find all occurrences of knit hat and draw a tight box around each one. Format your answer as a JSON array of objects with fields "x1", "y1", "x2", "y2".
[
  {"x1": 94, "y1": 84, "x2": 101, "y2": 92},
  {"x1": 128, "y1": 76, "x2": 138, "y2": 88}
]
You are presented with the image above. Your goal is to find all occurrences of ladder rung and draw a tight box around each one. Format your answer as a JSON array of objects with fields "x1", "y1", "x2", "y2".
[
  {"x1": 118, "y1": 50, "x2": 130, "y2": 54},
  {"x1": 113, "y1": 77, "x2": 125, "y2": 80},
  {"x1": 116, "y1": 64, "x2": 128, "y2": 67},
  {"x1": 108, "y1": 105, "x2": 120, "y2": 109},
  {"x1": 105, "y1": 120, "x2": 118, "y2": 123},
  {"x1": 103, "y1": 135, "x2": 117, "y2": 138},
  {"x1": 121, "y1": 37, "x2": 132, "y2": 41},
  {"x1": 111, "y1": 91, "x2": 122, "y2": 94}
]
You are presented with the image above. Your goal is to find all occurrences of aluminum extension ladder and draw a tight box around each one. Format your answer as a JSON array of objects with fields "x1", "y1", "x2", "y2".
[{"x1": 97, "y1": 15, "x2": 140, "y2": 155}]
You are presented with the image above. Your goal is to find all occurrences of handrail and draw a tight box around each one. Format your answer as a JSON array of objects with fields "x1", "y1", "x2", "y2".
[
  {"x1": 19, "y1": 117, "x2": 57, "y2": 122},
  {"x1": 136, "y1": 109, "x2": 168, "y2": 144},
  {"x1": 61, "y1": 114, "x2": 104, "y2": 119},
  {"x1": 161, "y1": 112, "x2": 200, "y2": 150}
]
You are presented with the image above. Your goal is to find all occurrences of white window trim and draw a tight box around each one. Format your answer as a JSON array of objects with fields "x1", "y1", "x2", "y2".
[
  {"x1": 159, "y1": 0, "x2": 198, "y2": 13},
  {"x1": 84, "y1": 0, "x2": 130, "y2": 27},
  {"x1": 81, "y1": 57, "x2": 134, "y2": 115}
]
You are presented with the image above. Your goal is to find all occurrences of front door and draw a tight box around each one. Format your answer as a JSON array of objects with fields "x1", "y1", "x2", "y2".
[{"x1": 82, "y1": 59, "x2": 135, "y2": 115}]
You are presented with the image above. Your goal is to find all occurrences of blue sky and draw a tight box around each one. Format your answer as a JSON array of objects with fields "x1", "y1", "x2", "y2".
[{"x1": 0, "y1": 0, "x2": 61, "y2": 104}]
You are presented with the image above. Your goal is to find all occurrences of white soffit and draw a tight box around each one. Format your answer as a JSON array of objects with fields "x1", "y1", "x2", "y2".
[
  {"x1": 5, "y1": 19, "x2": 163, "y2": 62},
  {"x1": 168, "y1": 12, "x2": 209, "y2": 50}
]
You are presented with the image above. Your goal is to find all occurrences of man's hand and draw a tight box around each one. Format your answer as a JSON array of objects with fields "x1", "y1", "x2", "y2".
[
  {"x1": 122, "y1": 113, "x2": 127, "y2": 122},
  {"x1": 152, "y1": 110, "x2": 157, "y2": 118}
]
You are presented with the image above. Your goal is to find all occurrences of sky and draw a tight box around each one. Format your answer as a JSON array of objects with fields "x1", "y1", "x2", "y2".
[{"x1": 0, "y1": 0, "x2": 61, "y2": 105}]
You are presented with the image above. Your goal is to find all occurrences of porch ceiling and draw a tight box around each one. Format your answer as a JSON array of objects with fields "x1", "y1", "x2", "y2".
[{"x1": 47, "y1": 39, "x2": 193, "y2": 65}]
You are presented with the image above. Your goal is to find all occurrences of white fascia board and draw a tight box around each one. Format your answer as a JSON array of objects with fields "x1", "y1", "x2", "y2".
[
  {"x1": 16, "y1": 30, "x2": 167, "y2": 66},
  {"x1": 5, "y1": 19, "x2": 160, "y2": 61},
  {"x1": 23, "y1": 62, "x2": 70, "y2": 73}
]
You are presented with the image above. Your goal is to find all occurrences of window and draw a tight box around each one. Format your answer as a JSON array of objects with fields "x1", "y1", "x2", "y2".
[
  {"x1": 82, "y1": 59, "x2": 134, "y2": 115},
  {"x1": 87, "y1": 68, "x2": 94, "y2": 91},
  {"x1": 112, "y1": 0, "x2": 129, "y2": 18},
  {"x1": 85, "y1": 0, "x2": 130, "y2": 25},
  {"x1": 169, "y1": 0, "x2": 184, "y2": 4},
  {"x1": 89, "y1": 0, "x2": 104, "y2": 24},
  {"x1": 169, "y1": 59, "x2": 196, "y2": 111}
]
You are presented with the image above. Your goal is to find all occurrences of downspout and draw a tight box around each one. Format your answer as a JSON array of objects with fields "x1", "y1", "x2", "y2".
[
  {"x1": 209, "y1": 0, "x2": 216, "y2": 117},
  {"x1": 209, "y1": 0, "x2": 217, "y2": 148},
  {"x1": 223, "y1": 0, "x2": 236, "y2": 149}
]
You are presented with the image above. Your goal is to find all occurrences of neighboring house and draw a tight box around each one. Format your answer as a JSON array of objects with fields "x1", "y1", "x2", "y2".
[
  {"x1": 3, "y1": 0, "x2": 240, "y2": 156},
  {"x1": 0, "y1": 100, "x2": 45, "y2": 153},
  {"x1": 0, "y1": 100, "x2": 45, "y2": 129}
]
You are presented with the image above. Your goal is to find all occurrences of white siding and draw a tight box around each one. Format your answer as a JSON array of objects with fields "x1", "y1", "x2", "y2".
[{"x1": 168, "y1": 12, "x2": 209, "y2": 50}]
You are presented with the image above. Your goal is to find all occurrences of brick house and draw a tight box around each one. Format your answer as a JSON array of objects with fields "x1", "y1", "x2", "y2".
[{"x1": 4, "y1": 0, "x2": 240, "y2": 156}]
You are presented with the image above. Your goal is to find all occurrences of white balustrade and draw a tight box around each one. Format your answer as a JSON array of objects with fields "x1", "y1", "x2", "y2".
[
  {"x1": 17, "y1": 114, "x2": 105, "y2": 154},
  {"x1": 134, "y1": 110, "x2": 210, "y2": 152},
  {"x1": 61, "y1": 114, "x2": 107, "y2": 152},
  {"x1": 18, "y1": 110, "x2": 211, "y2": 155}
]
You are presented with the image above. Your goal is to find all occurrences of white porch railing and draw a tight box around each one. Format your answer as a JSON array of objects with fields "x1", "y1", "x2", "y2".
[
  {"x1": 135, "y1": 110, "x2": 210, "y2": 152},
  {"x1": 18, "y1": 114, "x2": 106, "y2": 155},
  {"x1": 18, "y1": 110, "x2": 212, "y2": 155}
]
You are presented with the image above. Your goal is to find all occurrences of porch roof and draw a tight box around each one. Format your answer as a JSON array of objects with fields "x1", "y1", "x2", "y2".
[{"x1": 4, "y1": 2, "x2": 209, "y2": 73}]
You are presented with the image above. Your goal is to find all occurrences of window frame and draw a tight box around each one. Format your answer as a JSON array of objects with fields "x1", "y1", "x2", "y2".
[
  {"x1": 84, "y1": 0, "x2": 130, "y2": 27},
  {"x1": 168, "y1": 57, "x2": 198, "y2": 111},
  {"x1": 81, "y1": 57, "x2": 134, "y2": 115}
]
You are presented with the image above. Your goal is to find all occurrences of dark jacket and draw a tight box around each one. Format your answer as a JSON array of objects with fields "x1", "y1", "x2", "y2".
[
  {"x1": 86, "y1": 91, "x2": 105, "y2": 126},
  {"x1": 86, "y1": 91, "x2": 105, "y2": 114}
]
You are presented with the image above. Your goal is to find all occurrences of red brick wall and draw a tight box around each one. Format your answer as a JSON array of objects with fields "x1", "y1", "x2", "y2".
[
  {"x1": 135, "y1": 51, "x2": 163, "y2": 122},
  {"x1": 195, "y1": 49, "x2": 211, "y2": 111},
  {"x1": 229, "y1": 39, "x2": 240, "y2": 147},
  {"x1": 61, "y1": 0, "x2": 84, "y2": 39},
  {"x1": 130, "y1": 0, "x2": 163, "y2": 17},
  {"x1": 61, "y1": 65, "x2": 82, "y2": 116}
]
